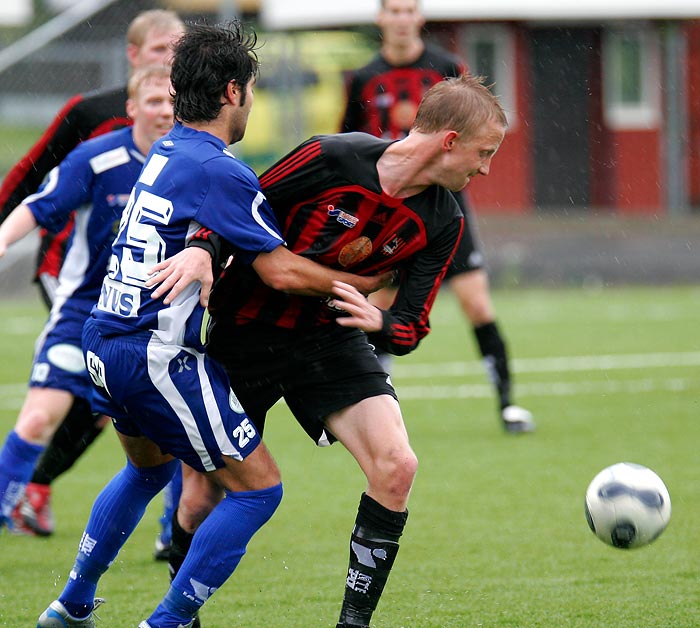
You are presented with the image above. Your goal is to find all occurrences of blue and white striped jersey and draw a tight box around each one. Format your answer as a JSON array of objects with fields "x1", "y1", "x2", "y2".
[
  {"x1": 24, "y1": 126, "x2": 144, "y2": 314},
  {"x1": 93, "y1": 122, "x2": 284, "y2": 349}
]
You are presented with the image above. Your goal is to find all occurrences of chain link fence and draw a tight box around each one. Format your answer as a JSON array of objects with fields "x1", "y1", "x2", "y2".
[{"x1": 0, "y1": 0, "x2": 377, "y2": 177}]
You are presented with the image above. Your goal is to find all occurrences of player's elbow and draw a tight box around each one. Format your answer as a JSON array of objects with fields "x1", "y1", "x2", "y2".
[{"x1": 259, "y1": 263, "x2": 304, "y2": 293}]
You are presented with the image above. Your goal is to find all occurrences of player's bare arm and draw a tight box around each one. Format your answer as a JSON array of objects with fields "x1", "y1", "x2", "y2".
[
  {"x1": 0, "y1": 205, "x2": 38, "y2": 258},
  {"x1": 251, "y1": 246, "x2": 393, "y2": 297},
  {"x1": 147, "y1": 243, "x2": 394, "y2": 304}
]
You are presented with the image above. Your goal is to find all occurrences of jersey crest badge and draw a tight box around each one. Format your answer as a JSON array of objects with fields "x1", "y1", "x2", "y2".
[
  {"x1": 338, "y1": 236, "x2": 372, "y2": 267},
  {"x1": 382, "y1": 235, "x2": 406, "y2": 256}
]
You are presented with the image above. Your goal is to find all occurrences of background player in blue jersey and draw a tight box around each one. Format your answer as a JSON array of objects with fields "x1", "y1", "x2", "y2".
[
  {"x1": 341, "y1": 0, "x2": 534, "y2": 433},
  {"x1": 32, "y1": 22, "x2": 389, "y2": 628},
  {"x1": 0, "y1": 64, "x2": 174, "y2": 536},
  {"x1": 2, "y1": 10, "x2": 185, "y2": 540},
  {"x1": 151, "y1": 72, "x2": 508, "y2": 628}
]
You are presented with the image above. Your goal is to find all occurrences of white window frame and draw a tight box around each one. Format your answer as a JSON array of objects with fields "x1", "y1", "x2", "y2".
[
  {"x1": 460, "y1": 24, "x2": 518, "y2": 130},
  {"x1": 603, "y1": 25, "x2": 661, "y2": 130}
]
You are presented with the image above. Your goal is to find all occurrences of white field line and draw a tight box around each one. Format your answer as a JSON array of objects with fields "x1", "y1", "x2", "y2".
[
  {"x1": 1, "y1": 353, "x2": 698, "y2": 409},
  {"x1": 392, "y1": 350, "x2": 700, "y2": 399},
  {"x1": 395, "y1": 377, "x2": 696, "y2": 400},
  {"x1": 392, "y1": 351, "x2": 700, "y2": 378}
]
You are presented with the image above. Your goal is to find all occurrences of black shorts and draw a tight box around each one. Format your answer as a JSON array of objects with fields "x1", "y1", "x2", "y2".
[
  {"x1": 206, "y1": 320, "x2": 397, "y2": 446},
  {"x1": 444, "y1": 202, "x2": 484, "y2": 280}
]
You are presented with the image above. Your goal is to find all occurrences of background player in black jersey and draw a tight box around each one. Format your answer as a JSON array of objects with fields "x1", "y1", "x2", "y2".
[
  {"x1": 2, "y1": 9, "x2": 185, "y2": 538},
  {"x1": 340, "y1": 0, "x2": 535, "y2": 434},
  {"x1": 149, "y1": 72, "x2": 508, "y2": 628}
]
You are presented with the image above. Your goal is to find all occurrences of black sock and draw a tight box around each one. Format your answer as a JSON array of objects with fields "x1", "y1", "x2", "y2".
[
  {"x1": 168, "y1": 508, "x2": 195, "y2": 581},
  {"x1": 337, "y1": 493, "x2": 408, "y2": 628},
  {"x1": 473, "y1": 321, "x2": 512, "y2": 409},
  {"x1": 31, "y1": 397, "x2": 103, "y2": 485}
]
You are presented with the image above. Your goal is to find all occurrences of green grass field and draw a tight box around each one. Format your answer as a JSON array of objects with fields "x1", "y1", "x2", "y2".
[{"x1": 1, "y1": 285, "x2": 699, "y2": 627}]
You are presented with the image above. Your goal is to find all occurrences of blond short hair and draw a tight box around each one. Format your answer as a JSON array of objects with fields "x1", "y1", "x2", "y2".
[
  {"x1": 412, "y1": 73, "x2": 508, "y2": 137},
  {"x1": 127, "y1": 64, "x2": 171, "y2": 99},
  {"x1": 126, "y1": 9, "x2": 184, "y2": 48}
]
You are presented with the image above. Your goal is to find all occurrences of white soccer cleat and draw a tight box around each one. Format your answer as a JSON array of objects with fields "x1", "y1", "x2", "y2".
[
  {"x1": 501, "y1": 405, "x2": 536, "y2": 433},
  {"x1": 37, "y1": 598, "x2": 105, "y2": 628}
]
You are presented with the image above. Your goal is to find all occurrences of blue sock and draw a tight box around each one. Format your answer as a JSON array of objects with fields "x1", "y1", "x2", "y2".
[
  {"x1": 159, "y1": 464, "x2": 183, "y2": 545},
  {"x1": 60, "y1": 459, "x2": 178, "y2": 618},
  {"x1": 0, "y1": 430, "x2": 44, "y2": 525},
  {"x1": 147, "y1": 483, "x2": 283, "y2": 626}
]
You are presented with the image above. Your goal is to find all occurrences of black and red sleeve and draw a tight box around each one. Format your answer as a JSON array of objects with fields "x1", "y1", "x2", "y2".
[
  {"x1": 0, "y1": 94, "x2": 86, "y2": 222},
  {"x1": 367, "y1": 215, "x2": 464, "y2": 356}
]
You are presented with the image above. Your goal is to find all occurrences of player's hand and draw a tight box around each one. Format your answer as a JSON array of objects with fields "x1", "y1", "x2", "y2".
[
  {"x1": 146, "y1": 247, "x2": 214, "y2": 306},
  {"x1": 329, "y1": 280, "x2": 383, "y2": 332}
]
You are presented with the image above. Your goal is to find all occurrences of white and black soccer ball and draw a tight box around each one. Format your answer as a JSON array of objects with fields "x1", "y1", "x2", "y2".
[{"x1": 584, "y1": 462, "x2": 671, "y2": 549}]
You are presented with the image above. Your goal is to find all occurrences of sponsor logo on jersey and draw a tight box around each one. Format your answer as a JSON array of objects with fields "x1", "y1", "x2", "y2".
[
  {"x1": 89, "y1": 146, "x2": 130, "y2": 174},
  {"x1": 369, "y1": 210, "x2": 390, "y2": 226},
  {"x1": 327, "y1": 205, "x2": 358, "y2": 228},
  {"x1": 97, "y1": 277, "x2": 141, "y2": 317}
]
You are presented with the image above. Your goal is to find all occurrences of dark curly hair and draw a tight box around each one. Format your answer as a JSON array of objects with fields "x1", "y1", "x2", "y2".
[{"x1": 171, "y1": 20, "x2": 260, "y2": 123}]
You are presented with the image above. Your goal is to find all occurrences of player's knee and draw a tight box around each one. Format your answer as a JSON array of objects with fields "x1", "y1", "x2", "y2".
[
  {"x1": 15, "y1": 408, "x2": 58, "y2": 444},
  {"x1": 180, "y1": 474, "x2": 222, "y2": 527},
  {"x1": 377, "y1": 448, "x2": 418, "y2": 498}
]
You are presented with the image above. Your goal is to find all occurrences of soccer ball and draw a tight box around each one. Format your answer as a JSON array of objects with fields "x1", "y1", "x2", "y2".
[{"x1": 584, "y1": 462, "x2": 671, "y2": 549}]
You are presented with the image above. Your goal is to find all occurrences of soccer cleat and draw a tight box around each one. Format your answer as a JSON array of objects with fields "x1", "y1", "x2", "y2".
[
  {"x1": 8, "y1": 501, "x2": 36, "y2": 536},
  {"x1": 501, "y1": 405, "x2": 536, "y2": 433},
  {"x1": 37, "y1": 598, "x2": 105, "y2": 628},
  {"x1": 153, "y1": 534, "x2": 171, "y2": 561},
  {"x1": 21, "y1": 482, "x2": 55, "y2": 536}
]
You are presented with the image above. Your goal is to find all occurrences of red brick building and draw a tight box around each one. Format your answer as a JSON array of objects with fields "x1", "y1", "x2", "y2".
[{"x1": 262, "y1": 0, "x2": 700, "y2": 214}]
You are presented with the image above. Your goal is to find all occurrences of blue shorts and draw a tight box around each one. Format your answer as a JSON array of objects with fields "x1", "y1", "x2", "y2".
[
  {"x1": 82, "y1": 317, "x2": 261, "y2": 473},
  {"x1": 30, "y1": 306, "x2": 92, "y2": 400}
]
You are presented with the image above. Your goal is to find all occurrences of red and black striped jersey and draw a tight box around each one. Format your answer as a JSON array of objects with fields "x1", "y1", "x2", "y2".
[
  {"x1": 208, "y1": 132, "x2": 463, "y2": 355},
  {"x1": 341, "y1": 44, "x2": 465, "y2": 139},
  {"x1": 0, "y1": 85, "x2": 131, "y2": 282}
]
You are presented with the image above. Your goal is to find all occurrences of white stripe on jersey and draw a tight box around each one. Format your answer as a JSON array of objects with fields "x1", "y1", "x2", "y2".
[
  {"x1": 139, "y1": 154, "x2": 169, "y2": 186},
  {"x1": 33, "y1": 308, "x2": 63, "y2": 361},
  {"x1": 154, "y1": 282, "x2": 199, "y2": 346},
  {"x1": 52, "y1": 207, "x2": 93, "y2": 311},
  {"x1": 194, "y1": 353, "x2": 244, "y2": 462},
  {"x1": 146, "y1": 339, "x2": 242, "y2": 471},
  {"x1": 22, "y1": 167, "x2": 59, "y2": 205},
  {"x1": 252, "y1": 191, "x2": 284, "y2": 242},
  {"x1": 147, "y1": 340, "x2": 215, "y2": 471},
  {"x1": 38, "y1": 272, "x2": 60, "y2": 306}
]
